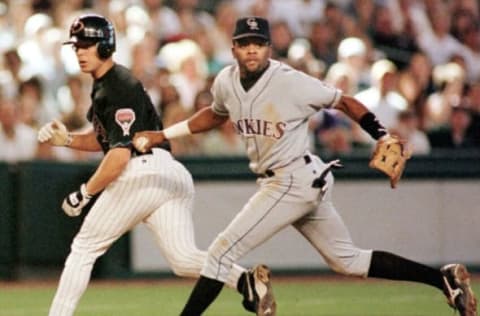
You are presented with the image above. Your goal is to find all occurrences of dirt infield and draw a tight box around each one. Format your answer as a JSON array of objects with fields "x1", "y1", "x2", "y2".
[{"x1": 2, "y1": 273, "x2": 479, "y2": 289}]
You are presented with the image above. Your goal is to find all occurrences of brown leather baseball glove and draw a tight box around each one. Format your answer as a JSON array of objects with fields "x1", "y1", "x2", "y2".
[{"x1": 369, "y1": 134, "x2": 412, "y2": 188}]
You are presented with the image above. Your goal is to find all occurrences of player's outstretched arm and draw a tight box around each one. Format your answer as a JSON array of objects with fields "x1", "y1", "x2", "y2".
[
  {"x1": 335, "y1": 95, "x2": 410, "y2": 188},
  {"x1": 134, "y1": 107, "x2": 228, "y2": 153}
]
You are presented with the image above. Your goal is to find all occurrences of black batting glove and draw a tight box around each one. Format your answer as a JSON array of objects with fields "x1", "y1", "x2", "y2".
[{"x1": 62, "y1": 183, "x2": 92, "y2": 217}]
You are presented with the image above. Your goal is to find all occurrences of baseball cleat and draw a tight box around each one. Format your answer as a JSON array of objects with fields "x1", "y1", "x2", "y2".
[
  {"x1": 441, "y1": 263, "x2": 478, "y2": 316},
  {"x1": 241, "y1": 264, "x2": 277, "y2": 316}
]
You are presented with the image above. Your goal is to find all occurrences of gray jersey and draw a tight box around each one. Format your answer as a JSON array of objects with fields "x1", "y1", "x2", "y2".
[
  {"x1": 211, "y1": 59, "x2": 341, "y2": 174},
  {"x1": 203, "y1": 60, "x2": 372, "y2": 286}
]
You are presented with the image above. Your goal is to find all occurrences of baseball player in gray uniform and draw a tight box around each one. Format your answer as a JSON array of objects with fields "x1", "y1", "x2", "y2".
[
  {"x1": 133, "y1": 17, "x2": 477, "y2": 316},
  {"x1": 38, "y1": 14, "x2": 270, "y2": 316}
]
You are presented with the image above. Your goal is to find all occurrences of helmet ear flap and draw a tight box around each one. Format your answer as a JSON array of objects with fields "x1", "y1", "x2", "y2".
[
  {"x1": 96, "y1": 21, "x2": 115, "y2": 59},
  {"x1": 97, "y1": 41, "x2": 113, "y2": 59}
]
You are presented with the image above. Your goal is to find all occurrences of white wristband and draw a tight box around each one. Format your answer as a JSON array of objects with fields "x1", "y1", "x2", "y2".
[
  {"x1": 65, "y1": 133, "x2": 73, "y2": 146},
  {"x1": 163, "y1": 120, "x2": 191, "y2": 139}
]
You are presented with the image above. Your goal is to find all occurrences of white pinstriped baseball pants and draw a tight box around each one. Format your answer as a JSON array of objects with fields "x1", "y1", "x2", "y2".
[
  {"x1": 202, "y1": 154, "x2": 372, "y2": 283},
  {"x1": 49, "y1": 149, "x2": 245, "y2": 316}
]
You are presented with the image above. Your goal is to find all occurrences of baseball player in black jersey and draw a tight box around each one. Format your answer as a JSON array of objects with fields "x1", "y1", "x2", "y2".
[
  {"x1": 38, "y1": 14, "x2": 271, "y2": 316},
  {"x1": 133, "y1": 17, "x2": 477, "y2": 316}
]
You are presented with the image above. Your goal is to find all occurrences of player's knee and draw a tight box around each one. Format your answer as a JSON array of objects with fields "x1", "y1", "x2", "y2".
[
  {"x1": 329, "y1": 248, "x2": 372, "y2": 277},
  {"x1": 201, "y1": 234, "x2": 237, "y2": 282},
  {"x1": 168, "y1": 250, "x2": 205, "y2": 278},
  {"x1": 64, "y1": 250, "x2": 97, "y2": 268}
]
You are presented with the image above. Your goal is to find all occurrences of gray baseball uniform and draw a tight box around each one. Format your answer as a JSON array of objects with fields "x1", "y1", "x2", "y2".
[{"x1": 201, "y1": 59, "x2": 372, "y2": 282}]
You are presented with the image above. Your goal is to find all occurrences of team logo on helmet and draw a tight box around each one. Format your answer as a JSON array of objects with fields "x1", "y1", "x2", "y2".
[
  {"x1": 71, "y1": 19, "x2": 84, "y2": 35},
  {"x1": 246, "y1": 18, "x2": 259, "y2": 31},
  {"x1": 115, "y1": 108, "x2": 136, "y2": 136}
]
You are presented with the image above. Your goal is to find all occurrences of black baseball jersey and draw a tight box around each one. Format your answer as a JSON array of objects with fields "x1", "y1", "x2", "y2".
[{"x1": 87, "y1": 64, "x2": 169, "y2": 155}]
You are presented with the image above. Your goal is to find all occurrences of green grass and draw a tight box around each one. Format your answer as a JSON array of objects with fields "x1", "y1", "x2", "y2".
[{"x1": 0, "y1": 277, "x2": 478, "y2": 316}]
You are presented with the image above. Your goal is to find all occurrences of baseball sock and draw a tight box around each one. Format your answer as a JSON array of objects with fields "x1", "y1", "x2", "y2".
[
  {"x1": 236, "y1": 272, "x2": 247, "y2": 293},
  {"x1": 368, "y1": 250, "x2": 444, "y2": 290},
  {"x1": 180, "y1": 275, "x2": 224, "y2": 316}
]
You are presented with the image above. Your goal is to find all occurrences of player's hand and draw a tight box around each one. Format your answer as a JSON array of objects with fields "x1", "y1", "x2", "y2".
[
  {"x1": 38, "y1": 119, "x2": 72, "y2": 146},
  {"x1": 369, "y1": 134, "x2": 412, "y2": 188},
  {"x1": 62, "y1": 184, "x2": 92, "y2": 217},
  {"x1": 133, "y1": 131, "x2": 164, "y2": 153}
]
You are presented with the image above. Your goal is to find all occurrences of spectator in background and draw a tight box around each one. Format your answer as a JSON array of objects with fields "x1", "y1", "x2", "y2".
[
  {"x1": 464, "y1": 81, "x2": 480, "y2": 147},
  {"x1": 324, "y1": 62, "x2": 356, "y2": 96},
  {"x1": 427, "y1": 105, "x2": 475, "y2": 150},
  {"x1": 308, "y1": 19, "x2": 337, "y2": 69},
  {"x1": 173, "y1": 0, "x2": 215, "y2": 37},
  {"x1": 323, "y1": 1, "x2": 348, "y2": 42},
  {"x1": 355, "y1": 59, "x2": 408, "y2": 144},
  {"x1": 345, "y1": 0, "x2": 375, "y2": 35},
  {"x1": 424, "y1": 62, "x2": 466, "y2": 131},
  {"x1": 57, "y1": 75, "x2": 90, "y2": 131},
  {"x1": 269, "y1": 0, "x2": 326, "y2": 38},
  {"x1": 412, "y1": 3, "x2": 466, "y2": 66},
  {"x1": 0, "y1": 2, "x2": 16, "y2": 53},
  {"x1": 107, "y1": 1, "x2": 133, "y2": 67},
  {"x1": 156, "y1": 81, "x2": 195, "y2": 156},
  {"x1": 311, "y1": 109, "x2": 353, "y2": 156},
  {"x1": 333, "y1": 37, "x2": 371, "y2": 93},
  {"x1": 141, "y1": 0, "x2": 182, "y2": 42},
  {"x1": 0, "y1": 97, "x2": 38, "y2": 162},
  {"x1": 287, "y1": 38, "x2": 325, "y2": 79},
  {"x1": 191, "y1": 26, "x2": 223, "y2": 76},
  {"x1": 391, "y1": 110, "x2": 431, "y2": 156},
  {"x1": 457, "y1": 19, "x2": 480, "y2": 83},
  {"x1": 207, "y1": 1, "x2": 239, "y2": 67},
  {"x1": 158, "y1": 82, "x2": 188, "y2": 127},
  {"x1": 158, "y1": 39, "x2": 208, "y2": 112},
  {"x1": 130, "y1": 33, "x2": 160, "y2": 92},
  {"x1": 150, "y1": 64, "x2": 172, "y2": 112},
  {"x1": 0, "y1": 49, "x2": 23, "y2": 99},
  {"x1": 18, "y1": 13, "x2": 67, "y2": 93},
  {"x1": 17, "y1": 76, "x2": 58, "y2": 128},
  {"x1": 398, "y1": 52, "x2": 434, "y2": 130},
  {"x1": 312, "y1": 62, "x2": 357, "y2": 154},
  {"x1": 369, "y1": 3, "x2": 418, "y2": 69},
  {"x1": 270, "y1": 20, "x2": 294, "y2": 60}
]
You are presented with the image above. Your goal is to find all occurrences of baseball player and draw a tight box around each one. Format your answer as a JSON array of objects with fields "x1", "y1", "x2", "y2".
[
  {"x1": 37, "y1": 14, "x2": 272, "y2": 316},
  {"x1": 133, "y1": 16, "x2": 478, "y2": 316}
]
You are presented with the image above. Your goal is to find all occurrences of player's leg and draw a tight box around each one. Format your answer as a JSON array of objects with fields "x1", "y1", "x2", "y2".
[
  {"x1": 293, "y1": 173, "x2": 372, "y2": 276},
  {"x1": 49, "y1": 176, "x2": 156, "y2": 316},
  {"x1": 293, "y1": 173, "x2": 440, "y2": 280},
  {"x1": 294, "y1": 174, "x2": 477, "y2": 315},
  {"x1": 143, "y1": 159, "x2": 246, "y2": 285},
  {"x1": 181, "y1": 179, "x2": 313, "y2": 315}
]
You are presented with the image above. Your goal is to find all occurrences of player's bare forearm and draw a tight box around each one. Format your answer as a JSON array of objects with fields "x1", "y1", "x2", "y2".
[
  {"x1": 69, "y1": 129, "x2": 103, "y2": 152},
  {"x1": 133, "y1": 108, "x2": 228, "y2": 153},
  {"x1": 334, "y1": 95, "x2": 370, "y2": 123},
  {"x1": 85, "y1": 147, "x2": 131, "y2": 195},
  {"x1": 189, "y1": 107, "x2": 228, "y2": 133},
  {"x1": 336, "y1": 95, "x2": 387, "y2": 141},
  {"x1": 133, "y1": 130, "x2": 165, "y2": 153}
]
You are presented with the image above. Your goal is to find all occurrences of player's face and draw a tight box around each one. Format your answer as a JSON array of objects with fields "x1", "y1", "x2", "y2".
[
  {"x1": 232, "y1": 37, "x2": 271, "y2": 75},
  {"x1": 72, "y1": 41, "x2": 109, "y2": 78}
]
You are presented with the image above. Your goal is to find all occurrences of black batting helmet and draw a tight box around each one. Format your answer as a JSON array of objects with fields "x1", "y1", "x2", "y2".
[{"x1": 63, "y1": 14, "x2": 115, "y2": 59}]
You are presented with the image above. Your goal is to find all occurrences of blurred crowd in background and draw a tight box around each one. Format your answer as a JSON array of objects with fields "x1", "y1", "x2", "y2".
[{"x1": 0, "y1": 0, "x2": 480, "y2": 163}]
